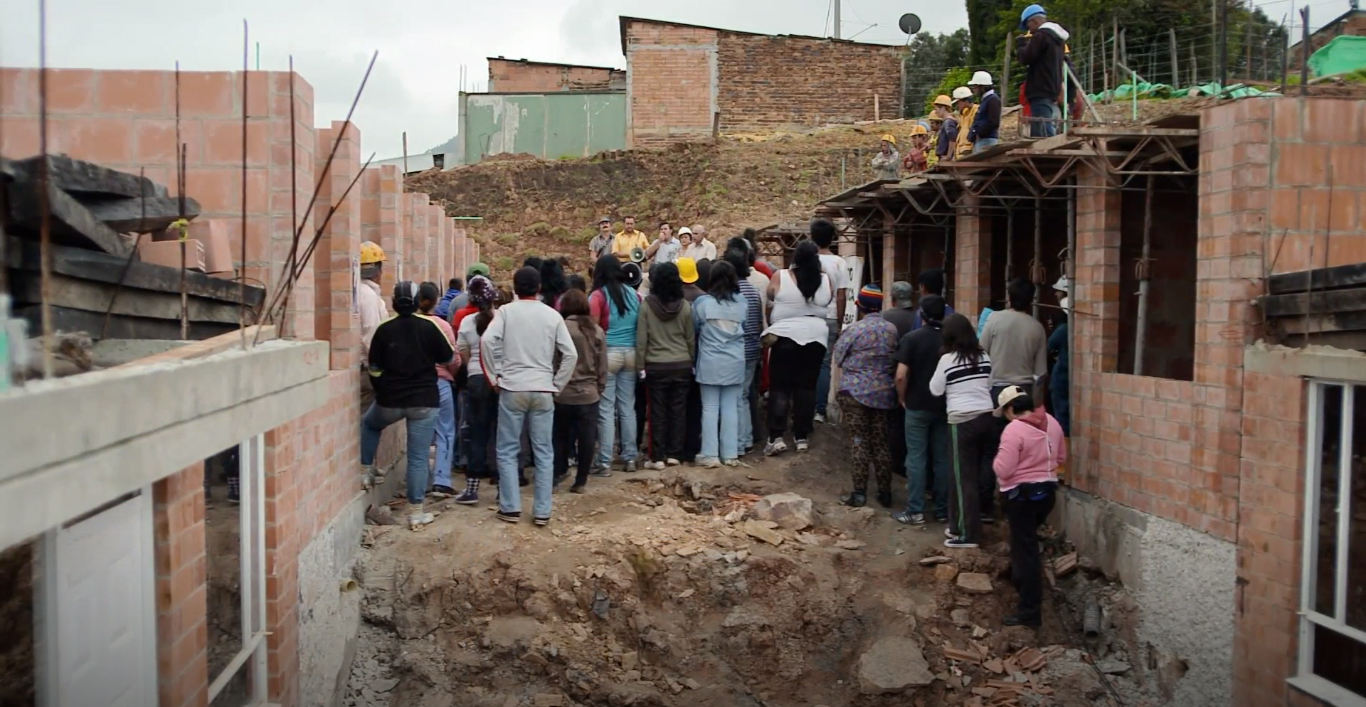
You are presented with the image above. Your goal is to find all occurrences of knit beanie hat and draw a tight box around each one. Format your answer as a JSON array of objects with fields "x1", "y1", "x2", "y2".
[
  {"x1": 857, "y1": 284, "x2": 884, "y2": 312},
  {"x1": 467, "y1": 275, "x2": 495, "y2": 306}
]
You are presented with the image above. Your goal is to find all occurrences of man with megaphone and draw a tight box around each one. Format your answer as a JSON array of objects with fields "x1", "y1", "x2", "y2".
[{"x1": 611, "y1": 215, "x2": 650, "y2": 263}]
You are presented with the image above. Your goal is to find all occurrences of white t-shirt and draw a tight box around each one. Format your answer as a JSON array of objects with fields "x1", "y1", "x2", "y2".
[
  {"x1": 929, "y1": 352, "x2": 995, "y2": 423},
  {"x1": 818, "y1": 252, "x2": 849, "y2": 321},
  {"x1": 457, "y1": 314, "x2": 483, "y2": 376}
]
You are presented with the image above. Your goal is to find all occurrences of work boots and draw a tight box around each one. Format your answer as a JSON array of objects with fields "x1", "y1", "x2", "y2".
[
  {"x1": 407, "y1": 503, "x2": 436, "y2": 530},
  {"x1": 360, "y1": 463, "x2": 387, "y2": 490}
]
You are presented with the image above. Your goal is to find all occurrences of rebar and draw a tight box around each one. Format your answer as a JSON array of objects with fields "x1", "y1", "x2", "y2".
[
  {"x1": 177, "y1": 64, "x2": 189, "y2": 340},
  {"x1": 240, "y1": 20, "x2": 250, "y2": 350},
  {"x1": 1133, "y1": 175, "x2": 1154, "y2": 376},
  {"x1": 37, "y1": 0, "x2": 53, "y2": 379}
]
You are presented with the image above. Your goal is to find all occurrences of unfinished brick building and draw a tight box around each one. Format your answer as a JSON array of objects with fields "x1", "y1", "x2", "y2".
[
  {"x1": 819, "y1": 97, "x2": 1366, "y2": 707},
  {"x1": 486, "y1": 57, "x2": 625, "y2": 93},
  {"x1": 0, "y1": 67, "x2": 477, "y2": 707},
  {"x1": 619, "y1": 16, "x2": 904, "y2": 147}
]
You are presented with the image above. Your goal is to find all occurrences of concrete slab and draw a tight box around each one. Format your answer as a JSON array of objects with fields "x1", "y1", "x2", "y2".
[
  {"x1": 1244, "y1": 342, "x2": 1366, "y2": 382},
  {"x1": 91, "y1": 339, "x2": 189, "y2": 367}
]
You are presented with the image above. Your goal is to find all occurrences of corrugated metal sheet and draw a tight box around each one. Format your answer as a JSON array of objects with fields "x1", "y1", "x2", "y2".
[{"x1": 460, "y1": 92, "x2": 626, "y2": 164}]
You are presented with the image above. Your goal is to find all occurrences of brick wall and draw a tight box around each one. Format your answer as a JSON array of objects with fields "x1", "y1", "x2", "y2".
[
  {"x1": 1290, "y1": 11, "x2": 1366, "y2": 68},
  {"x1": 716, "y1": 34, "x2": 902, "y2": 132},
  {"x1": 487, "y1": 58, "x2": 624, "y2": 92},
  {"x1": 153, "y1": 463, "x2": 208, "y2": 707},
  {"x1": 624, "y1": 21, "x2": 719, "y2": 148},
  {"x1": 952, "y1": 196, "x2": 991, "y2": 318}
]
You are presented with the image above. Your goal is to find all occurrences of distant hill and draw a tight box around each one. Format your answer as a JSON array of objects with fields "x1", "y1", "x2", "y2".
[{"x1": 426, "y1": 136, "x2": 458, "y2": 155}]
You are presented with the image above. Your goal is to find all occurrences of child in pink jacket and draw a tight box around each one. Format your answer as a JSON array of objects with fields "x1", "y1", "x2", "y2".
[{"x1": 993, "y1": 385, "x2": 1066, "y2": 628}]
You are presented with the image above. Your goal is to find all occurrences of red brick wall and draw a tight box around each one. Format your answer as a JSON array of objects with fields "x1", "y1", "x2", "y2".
[
  {"x1": 624, "y1": 21, "x2": 719, "y2": 147},
  {"x1": 487, "y1": 59, "x2": 623, "y2": 92},
  {"x1": 1290, "y1": 11, "x2": 1366, "y2": 68},
  {"x1": 952, "y1": 196, "x2": 991, "y2": 317},
  {"x1": 716, "y1": 34, "x2": 902, "y2": 132},
  {"x1": 153, "y1": 463, "x2": 208, "y2": 707}
]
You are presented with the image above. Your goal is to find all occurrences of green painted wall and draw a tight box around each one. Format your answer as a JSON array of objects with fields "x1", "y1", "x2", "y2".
[{"x1": 461, "y1": 92, "x2": 626, "y2": 164}]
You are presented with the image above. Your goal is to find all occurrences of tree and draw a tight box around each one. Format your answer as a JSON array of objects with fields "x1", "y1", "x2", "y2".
[
  {"x1": 902, "y1": 29, "x2": 972, "y2": 117},
  {"x1": 967, "y1": 0, "x2": 1016, "y2": 65}
]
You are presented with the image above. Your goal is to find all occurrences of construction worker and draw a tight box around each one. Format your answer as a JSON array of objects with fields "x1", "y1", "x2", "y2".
[
  {"x1": 1016, "y1": 4, "x2": 1071, "y2": 137},
  {"x1": 932, "y1": 94, "x2": 960, "y2": 163},
  {"x1": 590, "y1": 217, "x2": 613, "y2": 263},
  {"x1": 612, "y1": 216, "x2": 650, "y2": 262},
  {"x1": 902, "y1": 125, "x2": 931, "y2": 173},
  {"x1": 952, "y1": 87, "x2": 978, "y2": 159},
  {"x1": 966, "y1": 71, "x2": 1001, "y2": 153},
  {"x1": 358, "y1": 241, "x2": 389, "y2": 410},
  {"x1": 872, "y1": 134, "x2": 901, "y2": 181}
]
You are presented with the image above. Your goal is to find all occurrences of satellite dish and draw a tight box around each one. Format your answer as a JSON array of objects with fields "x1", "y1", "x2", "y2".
[{"x1": 898, "y1": 13, "x2": 923, "y2": 35}]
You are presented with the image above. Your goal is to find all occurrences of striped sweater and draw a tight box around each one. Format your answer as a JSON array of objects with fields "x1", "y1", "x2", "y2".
[{"x1": 929, "y1": 351, "x2": 995, "y2": 423}]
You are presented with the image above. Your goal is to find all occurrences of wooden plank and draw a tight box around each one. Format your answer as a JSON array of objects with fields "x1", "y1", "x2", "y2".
[
  {"x1": 1070, "y1": 126, "x2": 1199, "y2": 137},
  {"x1": 7, "y1": 237, "x2": 265, "y2": 308},
  {"x1": 14, "y1": 305, "x2": 239, "y2": 341},
  {"x1": 7, "y1": 155, "x2": 169, "y2": 198},
  {"x1": 83, "y1": 195, "x2": 202, "y2": 233},
  {"x1": 11, "y1": 272, "x2": 249, "y2": 324},
  {"x1": 1260, "y1": 288, "x2": 1366, "y2": 318},
  {"x1": 114, "y1": 325, "x2": 276, "y2": 369},
  {"x1": 6, "y1": 178, "x2": 135, "y2": 258},
  {"x1": 1268, "y1": 262, "x2": 1366, "y2": 295},
  {"x1": 1278, "y1": 310, "x2": 1366, "y2": 335}
]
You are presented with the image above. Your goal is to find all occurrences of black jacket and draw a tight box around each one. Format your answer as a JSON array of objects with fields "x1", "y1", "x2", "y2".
[{"x1": 1017, "y1": 24, "x2": 1068, "y2": 103}]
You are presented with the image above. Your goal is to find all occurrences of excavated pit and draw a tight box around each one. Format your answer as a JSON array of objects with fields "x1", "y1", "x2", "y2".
[{"x1": 341, "y1": 435, "x2": 1156, "y2": 707}]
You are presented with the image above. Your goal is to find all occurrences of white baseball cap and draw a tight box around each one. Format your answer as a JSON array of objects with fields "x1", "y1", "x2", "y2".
[
  {"x1": 1053, "y1": 276, "x2": 1070, "y2": 293},
  {"x1": 994, "y1": 385, "x2": 1028, "y2": 417}
]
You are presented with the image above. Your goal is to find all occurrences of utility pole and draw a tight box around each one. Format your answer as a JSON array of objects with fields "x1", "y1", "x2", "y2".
[{"x1": 833, "y1": 0, "x2": 841, "y2": 39}]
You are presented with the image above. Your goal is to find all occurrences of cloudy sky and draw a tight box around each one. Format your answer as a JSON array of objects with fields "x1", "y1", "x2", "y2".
[{"x1": 0, "y1": 0, "x2": 1347, "y2": 158}]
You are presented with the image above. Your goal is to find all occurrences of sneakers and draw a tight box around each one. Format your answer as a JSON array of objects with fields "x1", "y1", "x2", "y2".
[
  {"x1": 454, "y1": 490, "x2": 479, "y2": 505},
  {"x1": 429, "y1": 485, "x2": 456, "y2": 499},
  {"x1": 644, "y1": 461, "x2": 666, "y2": 471},
  {"x1": 944, "y1": 538, "x2": 980, "y2": 549},
  {"x1": 763, "y1": 438, "x2": 788, "y2": 456},
  {"x1": 698, "y1": 457, "x2": 722, "y2": 469},
  {"x1": 533, "y1": 516, "x2": 551, "y2": 527},
  {"x1": 623, "y1": 460, "x2": 639, "y2": 473},
  {"x1": 590, "y1": 466, "x2": 613, "y2": 478},
  {"x1": 944, "y1": 527, "x2": 959, "y2": 539},
  {"x1": 814, "y1": 413, "x2": 826, "y2": 424},
  {"x1": 666, "y1": 458, "x2": 681, "y2": 467},
  {"x1": 570, "y1": 484, "x2": 586, "y2": 494},
  {"x1": 721, "y1": 459, "x2": 744, "y2": 468},
  {"x1": 496, "y1": 511, "x2": 521, "y2": 523},
  {"x1": 841, "y1": 492, "x2": 867, "y2": 508},
  {"x1": 893, "y1": 511, "x2": 926, "y2": 526},
  {"x1": 360, "y1": 464, "x2": 378, "y2": 490},
  {"x1": 795, "y1": 439, "x2": 810, "y2": 453},
  {"x1": 1003, "y1": 613, "x2": 1042, "y2": 628},
  {"x1": 406, "y1": 503, "x2": 436, "y2": 530}
]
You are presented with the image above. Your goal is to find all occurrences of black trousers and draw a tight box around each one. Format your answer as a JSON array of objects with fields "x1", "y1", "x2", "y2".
[
  {"x1": 767, "y1": 337, "x2": 825, "y2": 441},
  {"x1": 1004, "y1": 483, "x2": 1058, "y2": 620},
  {"x1": 888, "y1": 406, "x2": 907, "y2": 478},
  {"x1": 465, "y1": 375, "x2": 499, "y2": 480},
  {"x1": 554, "y1": 401, "x2": 599, "y2": 487},
  {"x1": 749, "y1": 358, "x2": 764, "y2": 444},
  {"x1": 948, "y1": 412, "x2": 996, "y2": 544},
  {"x1": 647, "y1": 369, "x2": 691, "y2": 462},
  {"x1": 683, "y1": 380, "x2": 702, "y2": 462}
]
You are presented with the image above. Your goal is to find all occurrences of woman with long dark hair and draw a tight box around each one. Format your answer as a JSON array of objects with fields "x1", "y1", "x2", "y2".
[
  {"x1": 636, "y1": 262, "x2": 695, "y2": 469},
  {"x1": 540, "y1": 258, "x2": 569, "y2": 309},
  {"x1": 589, "y1": 254, "x2": 642, "y2": 473},
  {"x1": 929, "y1": 313, "x2": 996, "y2": 549},
  {"x1": 453, "y1": 275, "x2": 501, "y2": 505},
  {"x1": 692, "y1": 261, "x2": 749, "y2": 467},
  {"x1": 553, "y1": 289, "x2": 606, "y2": 493},
  {"x1": 761, "y1": 240, "x2": 833, "y2": 455}
]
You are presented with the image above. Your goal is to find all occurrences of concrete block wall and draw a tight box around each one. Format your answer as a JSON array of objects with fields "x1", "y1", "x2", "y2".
[{"x1": 153, "y1": 462, "x2": 209, "y2": 707}]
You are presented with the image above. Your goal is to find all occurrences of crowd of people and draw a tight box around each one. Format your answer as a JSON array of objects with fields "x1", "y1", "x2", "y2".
[{"x1": 351, "y1": 210, "x2": 1070, "y2": 627}]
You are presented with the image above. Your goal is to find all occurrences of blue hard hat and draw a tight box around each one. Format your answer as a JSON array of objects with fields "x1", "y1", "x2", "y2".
[{"x1": 1020, "y1": 4, "x2": 1046, "y2": 29}]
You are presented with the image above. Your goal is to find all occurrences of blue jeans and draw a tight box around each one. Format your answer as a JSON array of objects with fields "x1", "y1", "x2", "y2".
[
  {"x1": 700, "y1": 383, "x2": 742, "y2": 461},
  {"x1": 495, "y1": 391, "x2": 555, "y2": 518},
  {"x1": 595, "y1": 348, "x2": 638, "y2": 467},
  {"x1": 432, "y1": 380, "x2": 456, "y2": 488},
  {"x1": 361, "y1": 403, "x2": 440, "y2": 505},
  {"x1": 1028, "y1": 99, "x2": 1059, "y2": 137},
  {"x1": 972, "y1": 137, "x2": 1000, "y2": 154},
  {"x1": 904, "y1": 409, "x2": 951, "y2": 517},
  {"x1": 814, "y1": 319, "x2": 840, "y2": 415},
  {"x1": 1051, "y1": 381, "x2": 1071, "y2": 436},
  {"x1": 738, "y1": 359, "x2": 759, "y2": 450}
]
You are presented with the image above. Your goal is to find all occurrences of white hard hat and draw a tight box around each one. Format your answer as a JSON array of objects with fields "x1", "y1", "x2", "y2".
[
  {"x1": 952, "y1": 86, "x2": 973, "y2": 101},
  {"x1": 677, "y1": 226, "x2": 693, "y2": 236},
  {"x1": 1053, "y1": 276, "x2": 1070, "y2": 293},
  {"x1": 968, "y1": 70, "x2": 994, "y2": 86}
]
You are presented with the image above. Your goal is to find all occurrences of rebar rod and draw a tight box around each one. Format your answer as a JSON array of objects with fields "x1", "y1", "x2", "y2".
[{"x1": 1134, "y1": 175, "x2": 1154, "y2": 376}]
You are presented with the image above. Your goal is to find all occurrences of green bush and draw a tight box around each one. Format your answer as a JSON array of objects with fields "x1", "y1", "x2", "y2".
[
  {"x1": 925, "y1": 67, "x2": 974, "y2": 115},
  {"x1": 493, "y1": 256, "x2": 514, "y2": 272},
  {"x1": 495, "y1": 233, "x2": 519, "y2": 247}
]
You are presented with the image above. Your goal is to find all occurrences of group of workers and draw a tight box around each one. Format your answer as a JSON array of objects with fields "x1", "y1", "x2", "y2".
[{"x1": 873, "y1": 3, "x2": 1074, "y2": 182}]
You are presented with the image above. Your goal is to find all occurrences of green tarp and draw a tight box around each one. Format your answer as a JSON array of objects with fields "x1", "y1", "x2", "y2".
[
  {"x1": 1308, "y1": 35, "x2": 1366, "y2": 78},
  {"x1": 1087, "y1": 81, "x2": 1277, "y2": 103}
]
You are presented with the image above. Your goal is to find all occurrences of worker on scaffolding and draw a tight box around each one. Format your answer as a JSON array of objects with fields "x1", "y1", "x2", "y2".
[
  {"x1": 952, "y1": 87, "x2": 978, "y2": 159},
  {"x1": 872, "y1": 134, "x2": 901, "y2": 181},
  {"x1": 1015, "y1": 4, "x2": 1071, "y2": 138},
  {"x1": 358, "y1": 241, "x2": 390, "y2": 411},
  {"x1": 902, "y1": 124, "x2": 932, "y2": 174},
  {"x1": 966, "y1": 71, "x2": 1001, "y2": 154},
  {"x1": 928, "y1": 94, "x2": 954, "y2": 164}
]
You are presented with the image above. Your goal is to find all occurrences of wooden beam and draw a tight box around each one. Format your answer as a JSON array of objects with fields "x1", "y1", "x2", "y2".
[
  {"x1": 1069, "y1": 126, "x2": 1199, "y2": 137},
  {"x1": 1260, "y1": 287, "x2": 1366, "y2": 318},
  {"x1": 1269, "y1": 262, "x2": 1366, "y2": 295},
  {"x1": 10, "y1": 272, "x2": 249, "y2": 324}
]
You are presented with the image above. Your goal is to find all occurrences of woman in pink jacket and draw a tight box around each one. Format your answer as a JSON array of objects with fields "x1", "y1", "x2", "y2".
[{"x1": 992, "y1": 385, "x2": 1066, "y2": 628}]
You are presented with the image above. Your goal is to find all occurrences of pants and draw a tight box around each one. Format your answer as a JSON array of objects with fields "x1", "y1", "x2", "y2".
[
  {"x1": 684, "y1": 381, "x2": 703, "y2": 462},
  {"x1": 701, "y1": 383, "x2": 743, "y2": 461},
  {"x1": 738, "y1": 359, "x2": 759, "y2": 450},
  {"x1": 947, "y1": 412, "x2": 996, "y2": 543},
  {"x1": 496, "y1": 391, "x2": 555, "y2": 518},
  {"x1": 1028, "y1": 98, "x2": 1059, "y2": 138},
  {"x1": 972, "y1": 137, "x2": 1000, "y2": 153},
  {"x1": 888, "y1": 406, "x2": 907, "y2": 478},
  {"x1": 814, "y1": 319, "x2": 840, "y2": 415},
  {"x1": 554, "y1": 401, "x2": 599, "y2": 487},
  {"x1": 748, "y1": 356, "x2": 764, "y2": 445},
  {"x1": 432, "y1": 380, "x2": 457, "y2": 489},
  {"x1": 465, "y1": 375, "x2": 499, "y2": 480},
  {"x1": 360, "y1": 368, "x2": 376, "y2": 410},
  {"x1": 838, "y1": 395, "x2": 892, "y2": 494},
  {"x1": 1005, "y1": 483, "x2": 1059, "y2": 620},
  {"x1": 1051, "y1": 380, "x2": 1071, "y2": 436},
  {"x1": 635, "y1": 379, "x2": 648, "y2": 454},
  {"x1": 767, "y1": 337, "x2": 825, "y2": 442},
  {"x1": 455, "y1": 388, "x2": 469, "y2": 468},
  {"x1": 595, "y1": 348, "x2": 638, "y2": 467},
  {"x1": 361, "y1": 403, "x2": 440, "y2": 505},
  {"x1": 647, "y1": 368, "x2": 691, "y2": 462},
  {"x1": 904, "y1": 409, "x2": 951, "y2": 517}
]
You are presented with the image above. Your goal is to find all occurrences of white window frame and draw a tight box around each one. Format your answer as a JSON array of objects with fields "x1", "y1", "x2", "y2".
[
  {"x1": 1290, "y1": 380, "x2": 1366, "y2": 707},
  {"x1": 207, "y1": 435, "x2": 269, "y2": 705}
]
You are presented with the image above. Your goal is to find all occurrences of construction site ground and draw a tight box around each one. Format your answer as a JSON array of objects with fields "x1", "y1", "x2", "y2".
[{"x1": 339, "y1": 424, "x2": 1159, "y2": 707}]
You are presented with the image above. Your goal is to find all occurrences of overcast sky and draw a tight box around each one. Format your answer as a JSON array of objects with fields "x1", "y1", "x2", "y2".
[{"x1": 0, "y1": 0, "x2": 1348, "y2": 159}]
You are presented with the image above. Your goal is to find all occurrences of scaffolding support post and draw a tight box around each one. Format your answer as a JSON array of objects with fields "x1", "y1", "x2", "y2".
[
  {"x1": 1005, "y1": 207, "x2": 1015, "y2": 302},
  {"x1": 1134, "y1": 175, "x2": 1154, "y2": 377},
  {"x1": 1032, "y1": 198, "x2": 1043, "y2": 318}
]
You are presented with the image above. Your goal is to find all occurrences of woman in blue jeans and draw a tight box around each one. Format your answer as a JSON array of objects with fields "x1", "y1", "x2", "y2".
[
  {"x1": 360, "y1": 281, "x2": 458, "y2": 530},
  {"x1": 589, "y1": 256, "x2": 642, "y2": 473},
  {"x1": 692, "y1": 261, "x2": 749, "y2": 467}
]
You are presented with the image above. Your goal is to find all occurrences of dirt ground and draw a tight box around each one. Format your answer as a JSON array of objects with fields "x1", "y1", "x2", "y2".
[{"x1": 344, "y1": 425, "x2": 1159, "y2": 707}]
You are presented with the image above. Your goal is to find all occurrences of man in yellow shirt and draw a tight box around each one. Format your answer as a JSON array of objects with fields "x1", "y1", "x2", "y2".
[{"x1": 612, "y1": 216, "x2": 650, "y2": 262}]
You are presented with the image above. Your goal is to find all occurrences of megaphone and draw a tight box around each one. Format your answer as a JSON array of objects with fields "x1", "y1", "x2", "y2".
[{"x1": 630, "y1": 247, "x2": 646, "y2": 263}]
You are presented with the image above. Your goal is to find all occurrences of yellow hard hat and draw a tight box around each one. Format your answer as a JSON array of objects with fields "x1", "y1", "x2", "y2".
[
  {"x1": 933, "y1": 94, "x2": 952, "y2": 108},
  {"x1": 910, "y1": 125, "x2": 929, "y2": 136},
  {"x1": 360, "y1": 240, "x2": 386, "y2": 265},
  {"x1": 880, "y1": 134, "x2": 897, "y2": 146}
]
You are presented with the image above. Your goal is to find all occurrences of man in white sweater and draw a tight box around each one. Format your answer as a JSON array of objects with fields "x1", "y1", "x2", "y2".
[{"x1": 481, "y1": 266, "x2": 578, "y2": 526}]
